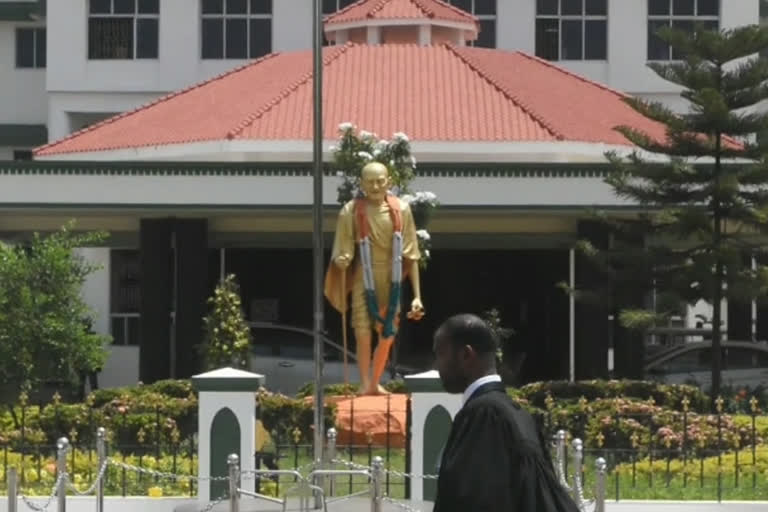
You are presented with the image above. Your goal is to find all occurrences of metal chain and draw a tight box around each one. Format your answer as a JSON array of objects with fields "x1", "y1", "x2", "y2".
[
  {"x1": 67, "y1": 459, "x2": 109, "y2": 496},
  {"x1": 331, "y1": 458, "x2": 437, "y2": 480},
  {"x1": 381, "y1": 495, "x2": 422, "y2": 512},
  {"x1": 198, "y1": 495, "x2": 227, "y2": 512},
  {"x1": 384, "y1": 468, "x2": 438, "y2": 480},
  {"x1": 108, "y1": 459, "x2": 230, "y2": 482},
  {"x1": 19, "y1": 473, "x2": 66, "y2": 512},
  {"x1": 572, "y1": 467, "x2": 595, "y2": 512}
]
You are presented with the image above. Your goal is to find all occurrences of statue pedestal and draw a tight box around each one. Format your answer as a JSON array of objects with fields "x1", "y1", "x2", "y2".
[
  {"x1": 191, "y1": 367, "x2": 265, "y2": 507},
  {"x1": 404, "y1": 370, "x2": 461, "y2": 502}
]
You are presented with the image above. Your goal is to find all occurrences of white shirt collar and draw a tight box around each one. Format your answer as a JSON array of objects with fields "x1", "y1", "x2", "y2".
[{"x1": 462, "y1": 374, "x2": 502, "y2": 406}]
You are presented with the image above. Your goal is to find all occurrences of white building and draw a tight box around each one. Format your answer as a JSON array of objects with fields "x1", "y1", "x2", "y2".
[
  {"x1": 0, "y1": 0, "x2": 764, "y2": 390},
  {"x1": 0, "y1": 0, "x2": 760, "y2": 158}
]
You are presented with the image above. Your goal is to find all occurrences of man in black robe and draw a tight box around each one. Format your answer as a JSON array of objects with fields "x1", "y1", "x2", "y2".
[{"x1": 432, "y1": 314, "x2": 580, "y2": 512}]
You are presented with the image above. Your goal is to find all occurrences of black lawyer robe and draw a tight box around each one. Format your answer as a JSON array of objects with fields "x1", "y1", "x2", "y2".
[{"x1": 433, "y1": 382, "x2": 580, "y2": 512}]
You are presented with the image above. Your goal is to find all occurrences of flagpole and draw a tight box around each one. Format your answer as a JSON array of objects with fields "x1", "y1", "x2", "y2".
[{"x1": 311, "y1": 0, "x2": 325, "y2": 505}]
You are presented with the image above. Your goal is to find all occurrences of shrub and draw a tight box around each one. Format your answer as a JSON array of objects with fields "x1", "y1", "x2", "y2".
[
  {"x1": 517, "y1": 379, "x2": 709, "y2": 412},
  {"x1": 199, "y1": 275, "x2": 252, "y2": 370},
  {"x1": 613, "y1": 445, "x2": 768, "y2": 483},
  {"x1": 295, "y1": 379, "x2": 407, "y2": 399},
  {"x1": 256, "y1": 388, "x2": 336, "y2": 444}
]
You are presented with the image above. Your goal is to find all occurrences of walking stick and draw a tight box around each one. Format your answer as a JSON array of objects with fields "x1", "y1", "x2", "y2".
[{"x1": 341, "y1": 269, "x2": 349, "y2": 386}]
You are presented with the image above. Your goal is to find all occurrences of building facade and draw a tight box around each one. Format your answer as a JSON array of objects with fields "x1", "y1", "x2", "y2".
[
  {"x1": 0, "y1": 0, "x2": 760, "y2": 156},
  {"x1": 0, "y1": 0, "x2": 764, "y2": 389}
]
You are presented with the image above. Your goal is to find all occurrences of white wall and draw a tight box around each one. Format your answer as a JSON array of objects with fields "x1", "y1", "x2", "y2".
[
  {"x1": 0, "y1": 21, "x2": 47, "y2": 124},
  {"x1": 100, "y1": 345, "x2": 140, "y2": 388},
  {"x1": 0, "y1": 147, "x2": 14, "y2": 160},
  {"x1": 0, "y1": 172, "x2": 629, "y2": 208},
  {"x1": 77, "y1": 247, "x2": 111, "y2": 334},
  {"x1": 47, "y1": 91, "x2": 165, "y2": 140},
  {"x1": 273, "y1": 0, "x2": 313, "y2": 51},
  {"x1": 46, "y1": 0, "x2": 285, "y2": 94},
  {"x1": 498, "y1": 0, "x2": 761, "y2": 99}
]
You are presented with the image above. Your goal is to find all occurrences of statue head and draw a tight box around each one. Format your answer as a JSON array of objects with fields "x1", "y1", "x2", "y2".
[{"x1": 360, "y1": 162, "x2": 390, "y2": 203}]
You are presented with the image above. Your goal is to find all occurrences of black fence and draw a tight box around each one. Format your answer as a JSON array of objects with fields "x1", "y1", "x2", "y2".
[
  {"x1": 540, "y1": 404, "x2": 768, "y2": 501},
  {"x1": 0, "y1": 393, "x2": 410, "y2": 498}
]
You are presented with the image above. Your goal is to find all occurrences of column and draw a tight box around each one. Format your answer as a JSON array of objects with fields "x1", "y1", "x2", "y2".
[
  {"x1": 139, "y1": 219, "x2": 172, "y2": 383},
  {"x1": 175, "y1": 219, "x2": 209, "y2": 378}
]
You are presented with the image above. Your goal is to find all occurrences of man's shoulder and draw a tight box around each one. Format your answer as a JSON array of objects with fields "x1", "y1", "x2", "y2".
[{"x1": 464, "y1": 391, "x2": 540, "y2": 436}]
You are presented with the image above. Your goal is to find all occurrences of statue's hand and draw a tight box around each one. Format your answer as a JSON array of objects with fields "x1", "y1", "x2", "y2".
[
  {"x1": 407, "y1": 297, "x2": 425, "y2": 321},
  {"x1": 334, "y1": 255, "x2": 351, "y2": 269}
]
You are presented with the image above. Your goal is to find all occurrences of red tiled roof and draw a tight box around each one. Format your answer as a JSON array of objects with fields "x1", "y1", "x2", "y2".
[
  {"x1": 36, "y1": 44, "x2": 672, "y2": 156},
  {"x1": 325, "y1": 0, "x2": 477, "y2": 26}
]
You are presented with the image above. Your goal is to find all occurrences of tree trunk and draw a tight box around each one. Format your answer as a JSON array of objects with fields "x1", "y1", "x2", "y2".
[
  {"x1": 711, "y1": 260, "x2": 723, "y2": 410},
  {"x1": 711, "y1": 102, "x2": 724, "y2": 411}
]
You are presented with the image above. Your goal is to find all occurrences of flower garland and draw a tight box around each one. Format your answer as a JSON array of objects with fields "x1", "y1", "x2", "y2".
[
  {"x1": 330, "y1": 122, "x2": 439, "y2": 269},
  {"x1": 356, "y1": 194, "x2": 403, "y2": 337}
]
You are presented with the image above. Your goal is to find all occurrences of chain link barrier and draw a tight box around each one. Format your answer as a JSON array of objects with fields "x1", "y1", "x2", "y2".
[
  {"x1": 6, "y1": 426, "x2": 605, "y2": 512},
  {"x1": 18, "y1": 473, "x2": 66, "y2": 512}
]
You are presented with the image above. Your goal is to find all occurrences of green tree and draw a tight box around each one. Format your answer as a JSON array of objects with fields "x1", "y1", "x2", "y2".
[
  {"x1": 200, "y1": 274, "x2": 252, "y2": 370},
  {"x1": 581, "y1": 24, "x2": 768, "y2": 405},
  {"x1": 0, "y1": 222, "x2": 109, "y2": 410}
]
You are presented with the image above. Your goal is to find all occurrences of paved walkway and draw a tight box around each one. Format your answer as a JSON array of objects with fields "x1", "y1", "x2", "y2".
[{"x1": 177, "y1": 498, "x2": 768, "y2": 511}]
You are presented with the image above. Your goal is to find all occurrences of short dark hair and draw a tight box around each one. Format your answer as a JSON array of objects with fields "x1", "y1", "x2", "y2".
[{"x1": 435, "y1": 314, "x2": 498, "y2": 355}]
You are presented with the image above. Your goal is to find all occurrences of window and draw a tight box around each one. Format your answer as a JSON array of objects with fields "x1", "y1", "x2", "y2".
[
  {"x1": 648, "y1": 0, "x2": 719, "y2": 61},
  {"x1": 447, "y1": 0, "x2": 496, "y2": 48},
  {"x1": 88, "y1": 0, "x2": 159, "y2": 60},
  {"x1": 16, "y1": 28, "x2": 46, "y2": 68},
  {"x1": 322, "y1": 0, "x2": 357, "y2": 14},
  {"x1": 535, "y1": 0, "x2": 607, "y2": 61},
  {"x1": 13, "y1": 150, "x2": 33, "y2": 161},
  {"x1": 201, "y1": 0, "x2": 273, "y2": 60}
]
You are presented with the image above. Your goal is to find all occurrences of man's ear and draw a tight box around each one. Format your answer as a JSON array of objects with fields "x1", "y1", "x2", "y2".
[{"x1": 461, "y1": 344, "x2": 475, "y2": 362}]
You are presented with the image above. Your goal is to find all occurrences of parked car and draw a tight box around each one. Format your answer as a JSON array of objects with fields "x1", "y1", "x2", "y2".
[
  {"x1": 248, "y1": 322, "x2": 416, "y2": 396},
  {"x1": 644, "y1": 341, "x2": 768, "y2": 391}
]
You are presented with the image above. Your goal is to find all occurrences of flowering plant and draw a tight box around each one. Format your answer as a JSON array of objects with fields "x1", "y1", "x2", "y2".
[
  {"x1": 331, "y1": 122, "x2": 417, "y2": 204},
  {"x1": 330, "y1": 122, "x2": 438, "y2": 268}
]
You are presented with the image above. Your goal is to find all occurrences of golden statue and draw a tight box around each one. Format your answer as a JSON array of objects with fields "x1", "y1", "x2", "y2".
[{"x1": 324, "y1": 162, "x2": 424, "y2": 395}]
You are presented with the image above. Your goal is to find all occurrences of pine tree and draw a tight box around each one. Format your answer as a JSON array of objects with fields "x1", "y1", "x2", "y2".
[
  {"x1": 587, "y1": 24, "x2": 768, "y2": 407},
  {"x1": 201, "y1": 274, "x2": 252, "y2": 370}
]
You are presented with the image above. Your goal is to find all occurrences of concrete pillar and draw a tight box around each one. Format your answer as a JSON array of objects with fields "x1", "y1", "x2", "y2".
[
  {"x1": 419, "y1": 25, "x2": 431, "y2": 46},
  {"x1": 192, "y1": 367, "x2": 265, "y2": 505},
  {"x1": 404, "y1": 370, "x2": 461, "y2": 502},
  {"x1": 367, "y1": 26, "x2": 381, "y2": 45}
]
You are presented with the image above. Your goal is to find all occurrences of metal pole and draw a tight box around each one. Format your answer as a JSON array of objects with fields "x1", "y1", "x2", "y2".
[
  {"x1": 228, "y1": 454, "x2": 239, "y2": 512},
  {"x1": 594, "y1": 457, "x2": 607, "y2": 512},
  {"x1": 569, "y1": 248, "x2": 575, "y2": 382},
  {"x1": 56, "y1": 437, "x2": 69, "y2": 512},
  {"x1": 8, "y1": 467, "x2": 18, "y2": 512},
  {"x1": 96, "y1": 428, "x2": 106, "y2": 512},
  {"x1": 311, "y1": 0, "x2": 325, "y2": 505},
  {"x1": 571, "y1": 438, "x2": 583, "y2": 506},
  {"x1": 752, "y1": 255, "x2": 757, "y2": 342},
  {"x1": 370, "y1": 456, "x2": 383, "y2": 512},
  {"x1": 607, "y1": 314, "x2": 615, "y2": 378},
  {"x1": 326, "y1": 428, "x2": 337, "y2": 497}
]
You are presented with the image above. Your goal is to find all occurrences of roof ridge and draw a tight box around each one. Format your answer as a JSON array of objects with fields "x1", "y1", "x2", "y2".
[
  {"x1": 34, "y1": 52, "x2": 283, "y2": 156},
  {"x1": 444, "y1": 44, "x2": 564, "y2": 140},
  {"x1": 514, "y1": 51, "x2": 631, "y2": 100},
  {"x1": 512, "y1": 52, "x2": 743, "y2": 149},
  {"x1": 324, "y1": 0, "x2": 372, "y2": 23},
  {"x1": 412, "y1": 0, "x2": 477, "y2": 21},
  {"x1": 368, "y1": 0, "x2": 395, "y2": 17},
  {"x1": 409, "y1": 0, "x2": 434, "y2": 18},
  {"x1": 226, "y1": 44, "x2": 352, "y2": 140}
]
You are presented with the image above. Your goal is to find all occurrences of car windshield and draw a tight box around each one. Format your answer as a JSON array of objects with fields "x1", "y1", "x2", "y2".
[
  {"x1": 650, "y1": 345, "x2": 768, "y2": 374},
  {"x1": 250, "y1": 325, "x2": 345, "y2": 361}
]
